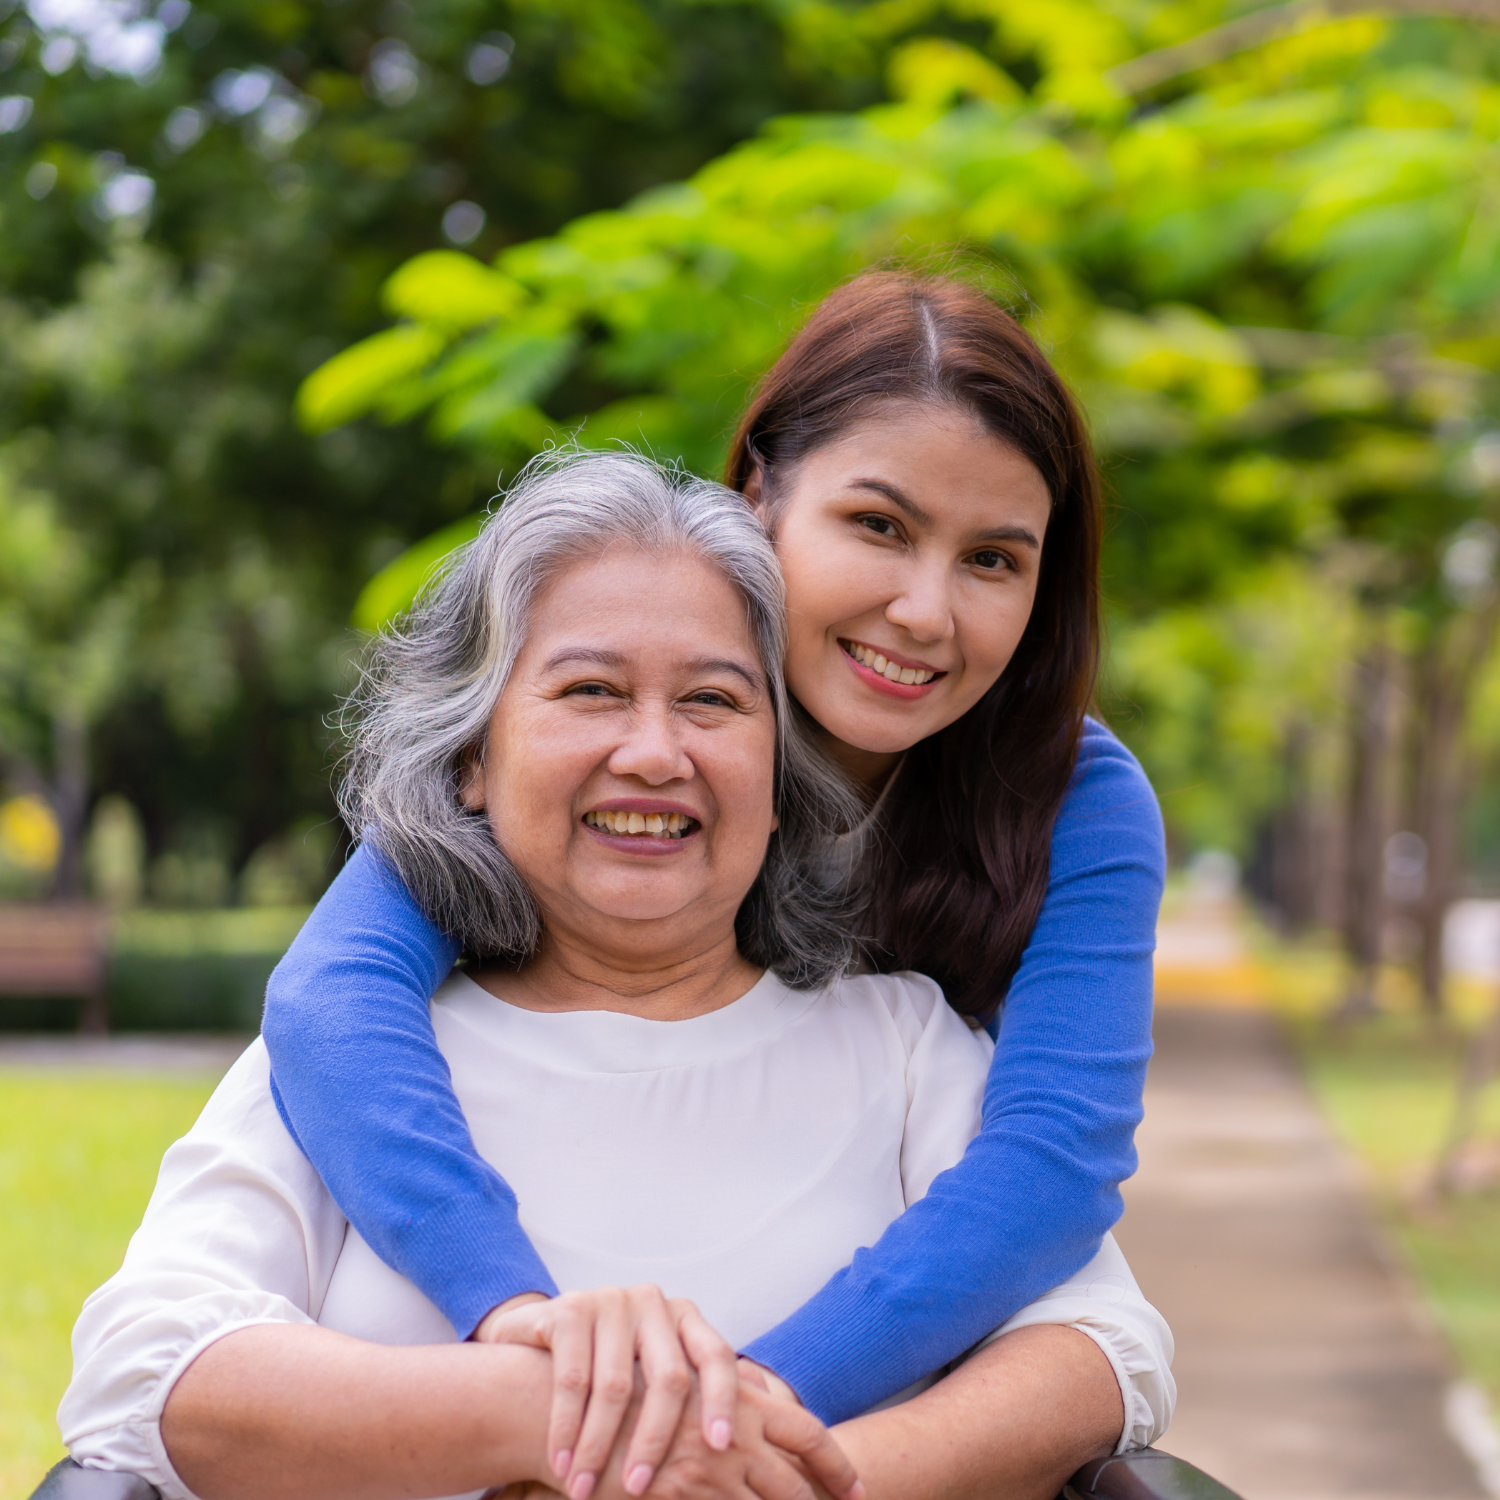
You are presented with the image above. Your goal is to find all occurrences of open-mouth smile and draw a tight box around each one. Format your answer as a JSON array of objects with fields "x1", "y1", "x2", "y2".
[
  {"x1": 583, "y1": 802, "x2": 701, "y2": 852},
  {"x1": 838, "y1": 638, "x2": 946, "y2": 698}
]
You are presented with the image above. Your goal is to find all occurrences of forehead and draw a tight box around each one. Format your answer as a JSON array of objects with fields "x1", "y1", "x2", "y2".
[
  {"x1": 796, "y1": 402, "x2": 1051, "y2": 521},
  {"x1": 520, "y1": 545, "x2": 761, "y2": 665}
]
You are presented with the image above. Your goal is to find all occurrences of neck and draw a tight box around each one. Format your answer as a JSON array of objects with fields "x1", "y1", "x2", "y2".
[
  {"x1": 818, "y1": 730, "x2": 903, "y2": 802},
  {"x1": 472, "y1": 925, "x2": 763, "y2": 1021}
]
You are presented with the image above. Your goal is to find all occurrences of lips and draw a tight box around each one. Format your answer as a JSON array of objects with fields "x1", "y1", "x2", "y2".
[{"x1": 838, "y1": 638, "x2": 946, "y2": 697}]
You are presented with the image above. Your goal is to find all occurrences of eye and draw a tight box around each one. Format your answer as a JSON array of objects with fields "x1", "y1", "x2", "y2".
[
  {"x1": 687, "y1": 690, "x2": 733, "y2": 708},
  {"x1": 567, "y1": 681, "x2": 615, "y2": 697},
  {"x1": 859, "y1": 515, "x2": 900, "y2": 538},
  {"x1": 970, "y1": 549, "x2": 1011, "y2": 572}
]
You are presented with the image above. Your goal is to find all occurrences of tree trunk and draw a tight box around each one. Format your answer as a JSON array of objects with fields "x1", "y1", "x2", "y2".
[
  {"x1": 1339, "y1": 629, "x2": 1396, "y2": 1020},
  {"x1": 49, "y1": 706, "x2": 90, "y2": 902},
  {"x1": 1410, "y1": 602, "x2": 1500, "y2": 1016},
  {"x1": 1271, "y1": 721, "x2": 1318, "y2": 932}
]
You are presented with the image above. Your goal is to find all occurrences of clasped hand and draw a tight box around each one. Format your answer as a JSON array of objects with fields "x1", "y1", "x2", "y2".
[{"x1": 475, "y1": 1286, "x2": 861, "y2": 1500}]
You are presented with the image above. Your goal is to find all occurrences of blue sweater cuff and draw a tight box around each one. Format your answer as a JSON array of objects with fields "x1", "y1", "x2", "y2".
[
  {"x1": 401, "y1": 1189, "x2": 561, "y2": 1339},
  {"x1": 741, "y1": 1280, "x2": 924, "y2": 1425}
]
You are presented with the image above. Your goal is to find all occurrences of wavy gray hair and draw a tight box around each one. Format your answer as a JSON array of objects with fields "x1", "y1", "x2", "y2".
[{"x1": 338, "y1": 449, "x2": 858, "y2": 988}]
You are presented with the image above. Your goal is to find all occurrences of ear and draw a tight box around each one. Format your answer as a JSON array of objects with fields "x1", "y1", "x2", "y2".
[
  {"x1": 742, "y1": 462, "x2": 765, "y2": 511},
  {"x1": 459, "y1": 748, "x2": 486, "y2": 811}
]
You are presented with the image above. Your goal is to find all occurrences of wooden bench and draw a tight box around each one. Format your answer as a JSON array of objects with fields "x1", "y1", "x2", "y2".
[{"x1": 0, "y1": 903, "x2": 110, "y2": 1032}]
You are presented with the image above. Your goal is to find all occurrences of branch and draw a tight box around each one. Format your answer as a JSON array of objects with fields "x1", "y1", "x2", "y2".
[{"x1": 1108, "y1": 0, "x2": 1500, "y2": 95}]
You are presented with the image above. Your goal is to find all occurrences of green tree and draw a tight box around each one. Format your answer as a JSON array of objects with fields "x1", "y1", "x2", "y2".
[
  {"x1": 307, "y1": 2, "x2": 1500, "y2": 1006},
  {"x1": 0, "y1": 0, "x2": 928, "y2": 887}
]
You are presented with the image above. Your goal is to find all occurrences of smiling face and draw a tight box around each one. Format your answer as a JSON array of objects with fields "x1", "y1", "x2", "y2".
[
  {"x1": 460, "y1": 546, "x2": 779, "y2": 967},
  {"x1": 752, "y1": 399, "x2": 1053, "y2": 784}
]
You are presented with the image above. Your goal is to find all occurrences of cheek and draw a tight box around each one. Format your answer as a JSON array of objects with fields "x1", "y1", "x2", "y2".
[
  {"x1": 718, "y1": 731, "x2": 780, "y2": 835},
  {"x1": 483, "y1": 715, "x2": 583, "y2": 840}
]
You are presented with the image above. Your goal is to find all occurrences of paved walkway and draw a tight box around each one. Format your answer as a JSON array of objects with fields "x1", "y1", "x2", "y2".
[{"x1": 1117, "y1": 1006, "x2": 1487, "y2": 1500}]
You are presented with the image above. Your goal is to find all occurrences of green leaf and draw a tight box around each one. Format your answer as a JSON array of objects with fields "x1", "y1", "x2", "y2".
[
  {"x1": 382, "y1": 252, "x2": 528, "y2": 331},
  {"x1": 297, "y1": 325, "x2": 447, "y2": 434},
  {"x1": 352, "y1": 512, "x2": 488, "y2": 632}
]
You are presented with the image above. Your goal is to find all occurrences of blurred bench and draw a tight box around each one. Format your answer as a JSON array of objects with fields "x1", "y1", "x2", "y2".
[
  {"x1": 0, "y1": 903, "x2": 110, "y2": 1033},
  {"x1": 30, "y1": 1447, "x2": 1246, "y2": 1500}
]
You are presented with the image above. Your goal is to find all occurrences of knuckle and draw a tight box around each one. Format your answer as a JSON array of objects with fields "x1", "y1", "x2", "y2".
[
  {"x1": 597, "y1": 1372, "x2": 634, "y2": 1404},
  {"x1": 656, "y1": 1367, "x2": 692, "y2": 1398},
  {"x1": 557, "y1": 1368, "x2": 591, "y2": 1396}
]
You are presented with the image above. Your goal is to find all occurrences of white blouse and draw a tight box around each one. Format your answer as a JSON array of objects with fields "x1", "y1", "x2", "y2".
[{"x1": 60, "y1": 969, "x2": 1175, "y2": 1498}]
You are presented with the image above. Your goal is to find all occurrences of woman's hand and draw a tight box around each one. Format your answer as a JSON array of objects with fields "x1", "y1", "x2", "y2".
[
  {"x1": 475, "y1": 1286, "x2": 741, "y2": 1500},
  {"x1": 585, "y1": 1368, "x2": 861, "y2": 1500},
  {"x1": 649, "y1": 1376, "x2": 863, "y2": 1500}
]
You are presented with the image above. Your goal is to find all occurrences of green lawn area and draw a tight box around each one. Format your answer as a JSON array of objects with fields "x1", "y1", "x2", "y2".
[
  {"x1": 1264, "y1": 946, "x2": 1500, "y2": 1407},
  {"x1": 0, "y1": 1071, "x2": 220, "y2": 1500}
]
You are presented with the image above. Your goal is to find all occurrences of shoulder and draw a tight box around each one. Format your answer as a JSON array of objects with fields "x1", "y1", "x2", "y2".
[
  {"x1": 1050, "y1": 717, "x2": 1166, "y2": 881},
  {"x1": 1065, "y1": 717, "x2": 1157, "y2": 812},
  {"x1": 827, "y1": 970, "x2": 984, "y2": 1057}
]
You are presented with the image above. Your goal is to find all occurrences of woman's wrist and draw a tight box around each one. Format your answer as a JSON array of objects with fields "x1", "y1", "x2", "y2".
[
  {"x1": 737, "y1": 1357, "x2": 802, "y2": 1407},
  {"x1": 475, "y1": 1290, "x2": 552, "y2": 1342}
]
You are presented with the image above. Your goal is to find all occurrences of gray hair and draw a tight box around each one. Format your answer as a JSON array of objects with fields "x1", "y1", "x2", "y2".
[{"x1": 338, "y1": 448, "x2": 859, "y2": 988}]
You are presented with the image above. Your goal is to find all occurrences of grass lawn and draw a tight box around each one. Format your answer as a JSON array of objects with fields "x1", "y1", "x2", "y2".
[
  {"x1": 1262, "y1": 944, "x2": 1500, "y2": 1407},
  {"x1": 0, "y1": 1071, "x2": 219, "y2": 1500}
]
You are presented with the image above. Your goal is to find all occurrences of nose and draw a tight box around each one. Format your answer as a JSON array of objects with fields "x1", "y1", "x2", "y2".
[
  {"x1": 884, "y1": 555, "x2": 955, "y2": 645},
  {"x1": 606, "y1": 703, "x2": 695, "y2": 786}
]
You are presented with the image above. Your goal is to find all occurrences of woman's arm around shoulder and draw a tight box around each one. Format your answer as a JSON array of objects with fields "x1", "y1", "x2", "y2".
[
  {"x1": 741, "y1": 720, "x2": 1165, "y2": 1422},
  {"x1": 259, "y1": 841, "x2": 557, "y2": 1338}
]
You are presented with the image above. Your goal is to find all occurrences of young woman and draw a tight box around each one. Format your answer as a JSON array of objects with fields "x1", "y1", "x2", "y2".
[{"x1": 259, "y1": 272, "x2": 1164, "y2": 1494}]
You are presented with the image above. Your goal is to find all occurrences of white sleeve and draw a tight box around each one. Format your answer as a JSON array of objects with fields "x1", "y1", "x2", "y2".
[
  {"x1": 58, "y1": 1041, "x2": 349, "y2": 1500},
  {"x1": 982, "y1": 1233, "x2": 1176, "y2": 1453}
]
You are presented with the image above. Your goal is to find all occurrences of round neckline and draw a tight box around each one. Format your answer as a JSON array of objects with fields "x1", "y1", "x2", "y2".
[{"x1": 437, "y1": 967, "x2": 823, "y2": 1073}]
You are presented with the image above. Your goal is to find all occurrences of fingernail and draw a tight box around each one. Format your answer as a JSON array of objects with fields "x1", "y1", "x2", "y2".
[
  {"x1": 710, "y1": 1420, "x2": 732, "y2": 1451},
  {"x1": 625, "y1": 1465, "x2": 654, "y2": 1496},
  {"x1": 553, "y1": 1451, "x2": 573, "y2": 1480},
  {"x1": 569, "y1": 1474, "x2": 595, "y2": 1500}
]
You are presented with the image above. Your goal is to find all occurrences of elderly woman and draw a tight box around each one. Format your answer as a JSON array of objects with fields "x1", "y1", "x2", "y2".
[{"x1": 60, "y1": 453, "x2": 1172, "y2": 1500}]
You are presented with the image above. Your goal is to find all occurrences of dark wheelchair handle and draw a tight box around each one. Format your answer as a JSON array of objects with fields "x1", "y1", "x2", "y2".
[
  {"x1": 1064, "y1": 1447, "x2": 1246, "y2": 1500},
  {"x1": 32, "y1": 1461, "x2": 160, "y2": 1500},
  {"x1": 33, "y1": 1447, "x2": 1245, "y2": 1500}
]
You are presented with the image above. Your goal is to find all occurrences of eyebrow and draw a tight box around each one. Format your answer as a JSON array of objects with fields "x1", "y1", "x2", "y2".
[
  {"x1": 849, "y1": 478, "x2": 1043, "y2": 550},
  {"x1": 540, "y1": 647, "x2": 765, "y2": 692}
]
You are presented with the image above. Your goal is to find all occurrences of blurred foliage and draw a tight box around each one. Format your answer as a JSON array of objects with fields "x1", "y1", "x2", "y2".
[
  {"x1": 305, "y1": 1, "x2": 1500, "y2": 856},
  {"x1": 10, "y1": 0, "x2": 1500, "y2": 878},
  {"x1": 0, "y1": 0, "x2": 917, "y2": 891}
]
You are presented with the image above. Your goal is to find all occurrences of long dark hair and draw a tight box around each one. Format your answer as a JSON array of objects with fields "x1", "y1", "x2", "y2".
[{"x1": 726, "y1": 270, "x2": 1103, "y2": 1021}]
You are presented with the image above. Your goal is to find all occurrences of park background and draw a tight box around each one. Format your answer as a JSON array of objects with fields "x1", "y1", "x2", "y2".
[{"x1": 4, "y1": 0, "x2": 1500, "y2": 1493}]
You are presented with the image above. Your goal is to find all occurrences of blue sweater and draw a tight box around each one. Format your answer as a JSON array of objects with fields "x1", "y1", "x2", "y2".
[{"x1": 260, "y1": 717, "x2": 1163, "y2": 1425}]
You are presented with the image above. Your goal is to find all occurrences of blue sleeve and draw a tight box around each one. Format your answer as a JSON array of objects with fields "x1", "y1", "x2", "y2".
[
  {"x1": 259, "y1": 842, "x2": 559, "y2": 1338},
  {"x1": 741, "y1": 718, "x2": 1164, "y2": 1423}
]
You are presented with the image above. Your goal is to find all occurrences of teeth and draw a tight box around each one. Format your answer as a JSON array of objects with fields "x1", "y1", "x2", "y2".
[
  {"x1": 585, "y1": 809, "x2": 692, "y2": 839},
  {"x1": 845, "y1": 641, "x2": 936, "y2": 686}
]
